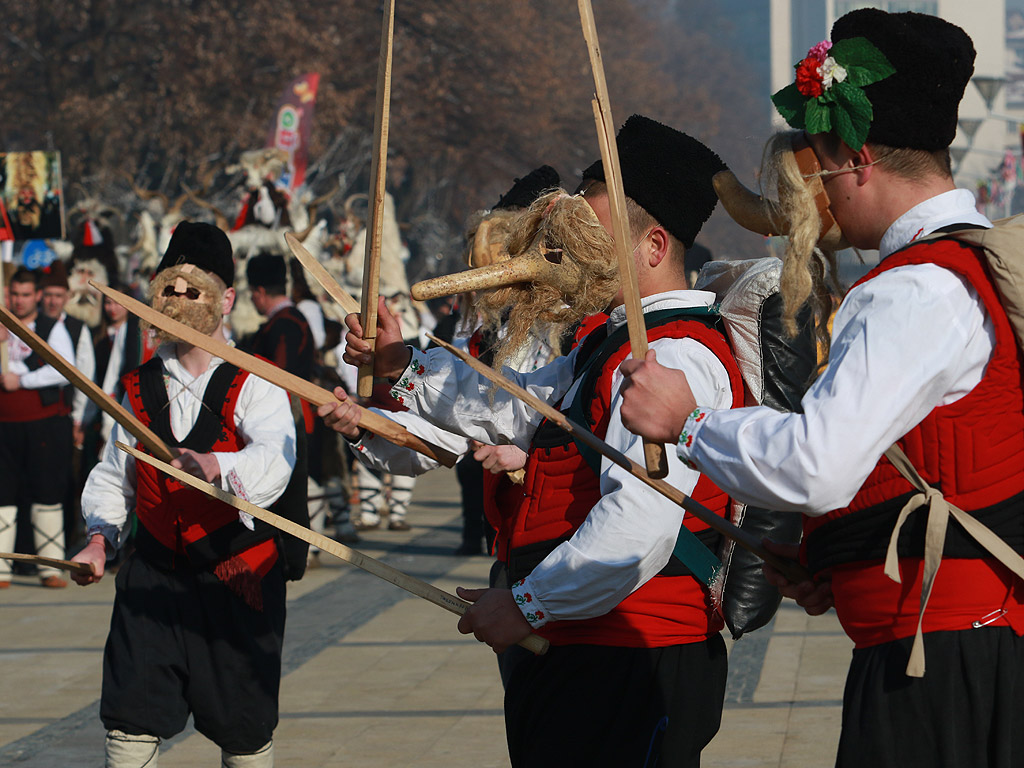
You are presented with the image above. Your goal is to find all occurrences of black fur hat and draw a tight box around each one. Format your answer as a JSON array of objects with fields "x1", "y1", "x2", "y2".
[
  {"x1": 246, "y1": 251, "x2": 287, "y2": 289},
  {"x1": 832, "y1": 9, "x2": 975, "y2": 151},
  {"x1": 156, "y1": 221, "x2": 234, "y2": 287},
  {"x1": 493, "y1": 165, "x2": 561, "y2": 211},
  {"x1": 581, "y1": 115, "x2": 727, "y2": 248}
]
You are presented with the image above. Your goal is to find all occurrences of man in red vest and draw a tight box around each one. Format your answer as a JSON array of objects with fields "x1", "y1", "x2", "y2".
[
  {"x1": 620, "y1": 10, "x2": 1024, "y2": 768},
  {"x1": 341, "y1": 116, "x2": 741, "y2": 767},
  {"x1": 72, "y1": 222, "x2": 297, "y2": 768}
]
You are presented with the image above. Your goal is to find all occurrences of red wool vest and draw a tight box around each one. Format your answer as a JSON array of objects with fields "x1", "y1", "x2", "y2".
[
  {"x1": 123, "y1": 360, "x2": 279, "y2": 609},
  {"x1": 503, "y1": 315, "x2": 745, "y2": 648},
  {"x1": 803, "y1": 238, "x2": 1024, "y2": 647}
]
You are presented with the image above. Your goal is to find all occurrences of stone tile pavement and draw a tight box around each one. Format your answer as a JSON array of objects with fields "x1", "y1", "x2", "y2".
[{"x1": 0, "y1": 467, "x2": 851, "y2": 767}]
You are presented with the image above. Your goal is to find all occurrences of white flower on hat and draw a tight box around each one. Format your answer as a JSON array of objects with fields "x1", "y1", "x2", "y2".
[{"x1": 819, "y1": 57, "x2": 848, "y2": 89}]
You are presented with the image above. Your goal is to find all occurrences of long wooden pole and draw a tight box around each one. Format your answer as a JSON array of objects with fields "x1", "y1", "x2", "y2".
[
  {"x1": 577, "y1": 0, "x2": 667, "y2": 479},
  {"x1": 91, "y1": 282, "x2": 459, "y2": 469},
  {"x1": 119, "y1": 442, "x2": 550, "y2": 656},
  {"x1": 0, "y1": 303, "x2": 176, "y2": 463},
  {"x1": 358, "y1": 0, "x2": 397, "y2": 398},
  {"x1": 426, "y1": 333, "x2": 811, "y2": 584},
  {"x1": 285, "y1": 233, "x2": 360, "y2": 315}
]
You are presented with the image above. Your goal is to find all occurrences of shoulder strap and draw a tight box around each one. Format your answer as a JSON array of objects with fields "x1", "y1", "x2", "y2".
[{"x1": 23, "y1": 314, "x2": 58, "y2": 371}]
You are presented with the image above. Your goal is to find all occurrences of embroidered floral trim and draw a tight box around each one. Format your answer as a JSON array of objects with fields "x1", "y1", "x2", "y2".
[
  {"x1": 392, "y1": 357, "x2": 426, "y2": 401},
  {"x1": 511, "y1": 578, "x2": 549, "y2": 627},
  {"x1": 677, "y1": 407, "x2": 707, "y2": 470}
]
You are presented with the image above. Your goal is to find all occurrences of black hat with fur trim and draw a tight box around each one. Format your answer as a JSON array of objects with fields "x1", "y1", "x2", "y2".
[
  {"x1": 493, "y1": 165, "x2": 561, "y2": 211},
  {"x1": 832, "y1": 9, "x2": 974, "y2": 151},
  {"x1": 246, "y1": 251, "x2": 287, "y2": 289},
  {"x1": 581, "y1": 115, "x2": 727, "y2": 248},
  {"x1": 156, "y1": 221, "x2": 234, "y2": 287}
]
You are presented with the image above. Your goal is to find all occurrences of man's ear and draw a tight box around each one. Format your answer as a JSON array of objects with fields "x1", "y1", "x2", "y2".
[
  {"x1": 853, "y1": 143, "x2": 876, "y2": 186},
  {"x1": 222, "y1": 287, "x2": 236, "y2": 315},
  {"x1": 648, "y1": 227, "x2": 670, "y2": 268}
]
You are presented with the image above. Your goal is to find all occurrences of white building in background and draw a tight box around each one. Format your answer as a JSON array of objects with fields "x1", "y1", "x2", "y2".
[{"x1": 768, "y1": 0, "x2": 1020, "y2": 281}]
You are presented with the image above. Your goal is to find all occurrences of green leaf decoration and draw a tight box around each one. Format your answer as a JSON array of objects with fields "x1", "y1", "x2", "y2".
[
  {"x1": 805, "y1": 98, "x2": 832, "y2": 134},
  {"x1": 832, "y1": 81, "x2": 873, "y2": 149},
  {"x1": 831, "y1": 37, "x2": 896, "y2": 87},
  {"x1": 771, "y1": 83, "x2": 806, "y2": 128}
]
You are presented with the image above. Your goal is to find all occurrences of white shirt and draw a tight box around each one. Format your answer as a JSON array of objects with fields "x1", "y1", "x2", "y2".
[
  {"x1": 59, "y1": 312, "x2": 95, "y2": 425},
  {"x1": 678, "y1": 189, "x2": 994, "y2": 515},
  {"x1": 82, "y1": 344, "x2": 297, "y2": 548},
  {"x1": 8, "y1": 316, "x2": 73, "y2": 390},
  {"x1": 393, "y1": 290, "x2": 734, "y2": 625}
]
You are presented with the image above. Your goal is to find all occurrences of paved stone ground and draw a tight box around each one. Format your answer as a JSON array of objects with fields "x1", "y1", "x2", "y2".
[{"x1": 0, "y1": 467, "x2": 851, "y2": 767}]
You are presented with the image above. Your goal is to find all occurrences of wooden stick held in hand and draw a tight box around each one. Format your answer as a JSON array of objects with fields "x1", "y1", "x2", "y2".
[
  {"x1": 119, "y1": 442, "x2": 550, "y2": 656},
  {"x1": 0, "y1": 552, "x2": 95, "y2": 576},
  {"x1": 358, "y1": 0, "x2": 397, "y2": 398},
  {"x1": 577, "y1": 0, "x2": 667, "y2": 478}
]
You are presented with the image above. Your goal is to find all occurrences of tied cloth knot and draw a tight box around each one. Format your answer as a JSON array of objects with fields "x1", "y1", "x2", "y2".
[{"x1": 882, "y1": 445, "x2": 1024, "y2": 678}]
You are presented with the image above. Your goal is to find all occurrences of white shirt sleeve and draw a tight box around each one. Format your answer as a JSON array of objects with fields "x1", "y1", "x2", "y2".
[
  {"x1": 348, "y1": 408, "x2": 471, "y2": 476},
  {"x1": 214, "y1": 375, "x2": 297, "y2": 509},
  {"x1": 81, "y1": 395, "x2": 139, "y2": 548},
  {"x1": 389, "y1": 345, "x2": 580, "y2": 450},
  {"x1": 514, "y1": 336, "x2": 735, "y2": 625},
  {"x1": 678, "y1": 264, "x2": 995, "y2": 515}
]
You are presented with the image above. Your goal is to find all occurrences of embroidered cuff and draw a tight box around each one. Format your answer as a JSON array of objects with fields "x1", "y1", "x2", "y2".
[
  {"x1": 225, "y1": 467, "x2": 255, "y2": 531},
  {"x1": 511, "y1": 577, "x2": 551, "y2": 628},
  {"x1": 389, "y1": 347, "x2": 426, "y2": 407},
  {"x1": 676, "y1": 406, "x2": 711, "y2": 470}
]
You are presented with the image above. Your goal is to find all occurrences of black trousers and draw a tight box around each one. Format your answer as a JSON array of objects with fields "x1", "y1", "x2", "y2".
[
  {"x1": 100, "y1": 552, "x2": 286, "y2": 753},
  {"x1": 0, "y1": 416, "x2": 71, "y2": 506},
  {"x1": 837, "y1": 627, "x2": 1024, "y2": 768},
  {"x1": 503, "y1": 637, "x2": 727, "y2": 768}
]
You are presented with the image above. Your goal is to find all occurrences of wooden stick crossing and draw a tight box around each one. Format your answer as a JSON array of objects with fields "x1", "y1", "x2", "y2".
[
  {"x1": 426, "y1": 332, "x2": 810, "y2": 583},
  {"x1": 119, "y1": 442, "x2": 549, "y2": 656},
  {"x1": 286, "y1": 233, "x2": 360, "y2": 315},
  {"x1": 91, "y1": 281, "x2": 458, "y2": 469},
  {"x1": 0, "y1": 303, "x2": 176, "y2": 462},
  {"x1": 1, "y1": 552, "x2": 95, "y2": 576}
]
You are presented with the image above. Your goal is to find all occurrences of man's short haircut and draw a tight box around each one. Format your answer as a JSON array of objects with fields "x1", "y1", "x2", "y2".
[{"x1": 11, "y1": 266, "x2": 39, "y2": 288}]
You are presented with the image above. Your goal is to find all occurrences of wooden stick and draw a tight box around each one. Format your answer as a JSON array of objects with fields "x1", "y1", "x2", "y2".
[
  {"x1": 0, "y1": 304, "x2": 176, "y2": 463},
  {"x1": 427, "y1": 333, "x2": 811, "y2": 584},
  {"x1": 285, "y1": 233, "x2": 360, "y2": 315},
  {"x1": 1, "y1": 552, "x2": 95, "y2": 576},
  {"x1": 578, "y1": 0, "x2": 667, "y2": 479},
  {"x1": 91, "y1": 282, "x2": 459, "y2": 469},
  {"x1": 119, "y1": 442, "x2": 549, "y2": 656},
  {"x1": 358, "y1": 0, "x2": 397, "y2": 398}
]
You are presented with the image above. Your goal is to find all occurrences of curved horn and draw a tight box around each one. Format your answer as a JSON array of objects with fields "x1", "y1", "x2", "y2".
[
  {"x1": 469, "y1": 218, "x2": 504, "y2": 268},
  {"x1": 712, "y1": 170, "x2": 786, "y2": 237}
]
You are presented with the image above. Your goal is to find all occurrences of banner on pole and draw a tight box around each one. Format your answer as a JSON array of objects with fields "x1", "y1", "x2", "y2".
[{"x1": 265, "y1": 74, "x2": 320, "y2": 193}]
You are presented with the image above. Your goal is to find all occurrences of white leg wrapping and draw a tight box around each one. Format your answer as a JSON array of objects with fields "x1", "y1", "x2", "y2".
[
  {"x1": 388, "y1": 474, "x2": 416, "y2": 522},
  {"x1": 105, "y1": 730, "x2": 160, "y2": 768},
  {"x1": 356, "y1": 463, "x2": 385, "y2": 525},
  {"x1": 0, "y1": 506, "x2": 16, "y2": 579},
  {"x1": 222, "y1": 740, "x2": 273, "y2": 768},
  {"x1": 31, "y1": 502, "x2": 65, "y2": 578}
]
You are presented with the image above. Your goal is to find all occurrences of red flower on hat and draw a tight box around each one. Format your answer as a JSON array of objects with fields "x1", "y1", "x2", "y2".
[{"x1": 795, "y1": 57, "x2": 824, "y2": 98}]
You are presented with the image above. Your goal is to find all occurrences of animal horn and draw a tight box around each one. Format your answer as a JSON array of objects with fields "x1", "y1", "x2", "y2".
[{"x1": 712, "y1": 170, "x2": 787, "y2": 237}]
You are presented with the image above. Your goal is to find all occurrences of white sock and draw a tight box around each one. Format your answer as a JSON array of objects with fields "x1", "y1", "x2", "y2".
[
  {"x1": 31, "y1": 503, "x2": 65, "y2": 578},
  {"x1": 222, "y1": 740, "x2": 273, "y2": 768},
  {"x1": 0, "y1": 506, "x2": 15, "y2": 579},
  {"x1": 105, "y1": 730, "x2": 160, "y2": 768}
]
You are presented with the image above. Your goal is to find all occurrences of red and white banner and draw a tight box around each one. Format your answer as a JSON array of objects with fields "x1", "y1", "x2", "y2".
[{"x1": 265, "y1": 74, "x2": 320, "y2": 193}]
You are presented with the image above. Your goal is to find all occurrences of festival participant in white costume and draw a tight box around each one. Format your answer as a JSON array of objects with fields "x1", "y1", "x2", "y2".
[{"x1": 619, "y1": 11, "x2": 1024, "y2": 768}]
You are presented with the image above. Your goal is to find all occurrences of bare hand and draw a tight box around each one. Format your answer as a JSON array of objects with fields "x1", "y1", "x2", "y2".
[
  {"x1": 171, "y1": 448, "x2": 222, "y2": 484},
  {"x1": 455, "y1": 586, "x2": 533, "y2": 653},
  {"x1": 761, "y1": 539, "x2": 833, "y2": 616},
  {"x1": 0, "y1": 372, "x2": 21, "y2": 392},
  {"x1": 71, "y1": 535, "x2": 108, "y2": 586},
  {"x1": 472, "y1": 443, "x2": 528, "y2": 474},
  {"x1": 343, "y1": 297, "x2": 412, "y2": 380},
  {"x1": 619, "y1": 349, "x2": 696, "y2": 443},
  {"x1": 318, "y1": 386, "x2": 364, "y2": 439},
  {"x1": 72, "y1": 422, "x2": 85, "y2": 449}
]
